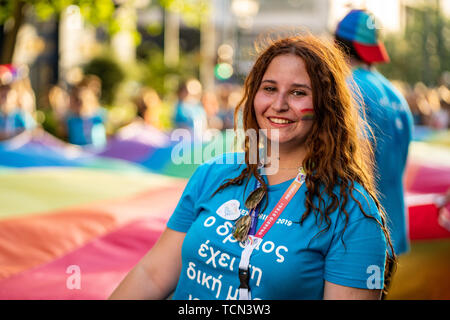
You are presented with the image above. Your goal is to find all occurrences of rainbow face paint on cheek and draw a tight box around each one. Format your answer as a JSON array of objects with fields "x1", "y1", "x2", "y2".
[{"x1": 300, "y1": 108, "x2": 314, "y2": 120}]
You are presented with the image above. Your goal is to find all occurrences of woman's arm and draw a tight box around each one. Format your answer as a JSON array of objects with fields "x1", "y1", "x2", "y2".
[
  {"x1": 108, "y1": 228, "x2": 185, "y2": 300},
  {"x1": 323, "y1": 281, "x2": 381, "y2": 300}
]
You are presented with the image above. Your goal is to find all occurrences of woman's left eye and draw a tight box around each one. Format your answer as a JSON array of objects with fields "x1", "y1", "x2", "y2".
[{"x1": 292, "y1": 90, "x2": 306, "y2": 96}]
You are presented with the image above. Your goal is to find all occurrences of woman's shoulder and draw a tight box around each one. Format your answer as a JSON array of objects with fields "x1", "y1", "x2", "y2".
[
  {"x1": 325, "y1": 180, "x2": 381, "y2": 226},
  {"x1": 324, "y1": 181, "x2": 386, "y2": 253},
  {"x1": 343, "y1": 181, "x2": 382, "y2": 224}
]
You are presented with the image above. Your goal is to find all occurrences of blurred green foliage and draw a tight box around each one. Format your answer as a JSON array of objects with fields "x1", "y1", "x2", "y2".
[
  {"x1": 159, "y1": 0, "x2": 210, "y2": 27},
  {"x1": 83, "y1": 56, "x2": 125, "y2": 106},
  {"x1": 379, "y1": 2, "x2": 450, "y2": 87},
  {"x1": 137, "y1": 45, "x2": 199, "y2": 97},
  {"x1": 0, "y1": 0, "x2": 117, "y2": 63},
  {"x1": 0, "y1": 0, "x2": 115, "y2": 26}
]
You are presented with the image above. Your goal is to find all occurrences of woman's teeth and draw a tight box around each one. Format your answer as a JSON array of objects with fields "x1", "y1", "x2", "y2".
[{"x1": 269, "y1": 117, "x2": 294, "y2": 124}]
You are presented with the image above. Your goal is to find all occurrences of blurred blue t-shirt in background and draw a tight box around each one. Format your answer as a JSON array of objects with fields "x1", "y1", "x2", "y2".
[
  {"x1": 352, "y1": 67, "x2": 414, "y2": 255},
  {"x1": 66, "y1": 108, "x2": 107, "y2": 147}
]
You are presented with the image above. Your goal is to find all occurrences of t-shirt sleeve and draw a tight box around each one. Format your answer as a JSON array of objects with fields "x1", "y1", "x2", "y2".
[
  {"x1": 166, "y1": 162, "x2": 209, "y2": 233},
  {"x1": 324, "y1": 191, "x2": 387, "y2": 290}
]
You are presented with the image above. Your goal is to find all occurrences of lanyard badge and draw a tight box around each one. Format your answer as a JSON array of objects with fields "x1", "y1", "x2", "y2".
[
  {"x1": 236, "y1": 167, "x2": 306, "y2": 300},
  {"x1": 232, "y1": 184, "x2": 265, "y2": 242}
]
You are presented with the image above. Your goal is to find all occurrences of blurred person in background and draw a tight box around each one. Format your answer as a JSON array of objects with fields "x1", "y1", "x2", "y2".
[
  {"x1": 63, "y1": 76, "x2": 107, "y2": 147},
  {"x1": 405, "y1": 84, "x2": 424, "y2": 126},
  {"x1": 201, "y1": 90, "x2": 223, "y2": 130},
  {"x1": 0, "y1": 83, "x2": 24, "y2": 140},
  {"x1": 0, "y1": 64, "x2": 35, "y2": 140},
  {"x1": 335, "y1": 9, "x2": 414, "y2": 258},
  {"x1": 216, "y1": 83, "x2": 237, "y2": 130},
  {"x1": 437, "y1": 188, "x2": 450, "y2": 232},
  {"x1": 114, "y1": 86, "x2": 169, "y2": 148},
  {"x1": 47, "y1": 84, "x2": 70, "y2": 138},
  {"x1": 430, "y1": 85, "x2": 450, "y2": 130},
  {"x1": 134, "y1": 86, "x2": 164, "y2": 129},
  {"x1": 12, "y1": 72, "x2": 37, "y2": 131},
  {"x1": 173, "y1": 80, "x2": 207, "y2": 137}
]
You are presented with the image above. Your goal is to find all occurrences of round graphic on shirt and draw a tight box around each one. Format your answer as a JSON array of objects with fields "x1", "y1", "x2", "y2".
[{"x1": 216, "y1": 199, "x2": 241, "y2": 220}]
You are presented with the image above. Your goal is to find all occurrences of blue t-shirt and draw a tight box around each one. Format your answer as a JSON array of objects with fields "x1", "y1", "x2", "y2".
[
  {"x1": 173, "y1": 101, "x2": 207, "y2": 130},
  {"x1": 352, "y1": 68, "x2": 413, "y2": 255},
  {"x1": 66, "y1": 110, "x2": 106, "y2": 146},
  {"x1": 0, "y1": 110, "x2": 27, "y2": 136},
  {"x1": 167, "y1": 153, "x2": 387, "y2": 300}
]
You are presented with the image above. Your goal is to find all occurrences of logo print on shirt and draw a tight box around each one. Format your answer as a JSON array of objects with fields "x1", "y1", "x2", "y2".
[{"x1": 216, "y1": 199, "x2": 241, "y2": 220}]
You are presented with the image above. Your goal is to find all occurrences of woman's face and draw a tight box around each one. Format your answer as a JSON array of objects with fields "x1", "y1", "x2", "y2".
[{"x1": 254, "y1": 54, "x2": 314, "y2": 150}]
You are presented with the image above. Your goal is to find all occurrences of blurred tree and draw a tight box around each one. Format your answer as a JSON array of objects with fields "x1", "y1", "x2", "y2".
[
  {"x1": 158, "y1": 0, "x2": 210, "y2": 28},
  {"x1": 0, "y1": 0, "x2": 116, "y2": 64},
  {"x1": 83, "y1": 56, "x2": 125, "y2": 106},
  {"x1": 378, "y1": 0, "x2": 450, "y2": 87},
  {"x1": 134, "y1": 0, "x2": 209, "y2": 99},
  {"x1": 138, "y1": 44, "x2": 198, "y2": 97},
  {"x1": 157, "y1": 0, "x2": 211, "y2": 94}
]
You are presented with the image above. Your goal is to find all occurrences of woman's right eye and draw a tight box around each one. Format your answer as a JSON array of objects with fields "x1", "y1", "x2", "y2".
[{"x1": 262, "y1": 86, "x2": 276, "y2": 93}]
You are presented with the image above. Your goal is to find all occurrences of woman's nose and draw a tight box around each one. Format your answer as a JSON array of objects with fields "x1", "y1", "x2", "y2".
[{"x1": 271, "y1": 92, "x2": 289, "y2": 112}]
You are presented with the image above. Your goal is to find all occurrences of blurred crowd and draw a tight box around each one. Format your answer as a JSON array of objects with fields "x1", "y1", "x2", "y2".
[
  {"x1": 1, "y1": 63, "x2": 449, "y2": 147},
  {"x1": 401, "y1": 81, "x2": 450, "y2": 130}
]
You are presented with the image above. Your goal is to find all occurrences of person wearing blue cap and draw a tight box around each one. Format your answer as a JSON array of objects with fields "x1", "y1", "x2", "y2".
[{"x1": 335, "y1": 9, "x2": 414, "y2": 257}]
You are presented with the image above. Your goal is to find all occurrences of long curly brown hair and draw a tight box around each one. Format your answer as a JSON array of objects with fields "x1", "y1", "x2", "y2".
[{"x1": 213, "y1": 34, "x2": 396, "y2": 295}]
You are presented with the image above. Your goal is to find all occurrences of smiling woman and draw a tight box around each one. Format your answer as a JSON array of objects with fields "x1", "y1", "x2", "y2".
[
  {"x1": 254, "y1": 54, "x2": 315, "y2": 157},
  {"x1": 109, "y1": 34, "x2": 394, "y2": 301}
]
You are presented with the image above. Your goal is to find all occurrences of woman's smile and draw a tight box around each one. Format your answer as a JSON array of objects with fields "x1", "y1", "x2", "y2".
[{"x1": 267, "y1": 116, "x2": 295, "y2": 126}]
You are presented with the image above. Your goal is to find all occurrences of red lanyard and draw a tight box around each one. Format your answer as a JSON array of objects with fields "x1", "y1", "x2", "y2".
[
  {"x1": 254, "y1": 169, "x2": 306, "y2": 238},
  {"x1": 238, "y1": 168, "x2": 306, "y2": 300}
]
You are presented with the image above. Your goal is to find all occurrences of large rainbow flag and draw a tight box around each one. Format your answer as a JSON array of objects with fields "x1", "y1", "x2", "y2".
[{"x1": 0, "y1": 126, "x2": 449, "y2": 299}]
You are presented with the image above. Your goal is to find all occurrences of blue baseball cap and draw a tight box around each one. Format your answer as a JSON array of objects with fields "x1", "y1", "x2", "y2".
[{"x1": 335, "y1": 9, "x2": 390, "y2": 64}]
